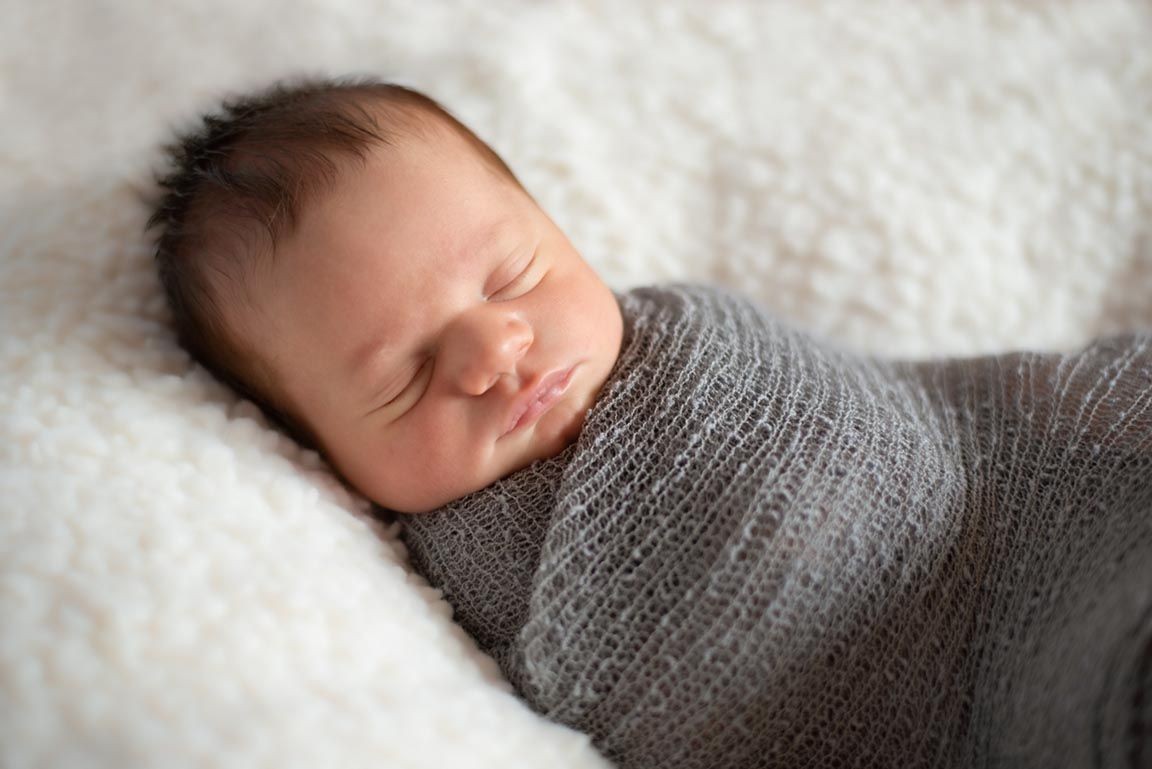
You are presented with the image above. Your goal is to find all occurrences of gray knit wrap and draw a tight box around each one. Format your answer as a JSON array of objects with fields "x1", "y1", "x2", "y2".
[{"x1": 399, "y1": 284, "x2": 1152, "y2": 768}]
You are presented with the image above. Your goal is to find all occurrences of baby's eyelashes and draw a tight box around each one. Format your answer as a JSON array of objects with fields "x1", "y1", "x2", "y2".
[
  {"x1": 365, "y1": 358, "x2": 434, "y2": 418},
  {"x1": 487, "y1": 253, "x2": 540, "y2": 301}
]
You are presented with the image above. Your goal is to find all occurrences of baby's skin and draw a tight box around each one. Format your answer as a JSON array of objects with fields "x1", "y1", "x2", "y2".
[{"x1": 224, "y1": 121, "x2": 624, "y2": 513}]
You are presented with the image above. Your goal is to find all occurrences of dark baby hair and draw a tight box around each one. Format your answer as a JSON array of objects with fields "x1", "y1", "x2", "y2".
[{"x1": 145, "y1": 75, "x2": 522, "y2": 450}]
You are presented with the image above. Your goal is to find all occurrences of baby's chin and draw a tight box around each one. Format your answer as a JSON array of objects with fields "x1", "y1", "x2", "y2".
[
  {"x1": 502, "y1": 399, "x2": 588, "y2": 473},
  {"x1": 386, "y1": 404, "x2": 588, "y2": 515}
]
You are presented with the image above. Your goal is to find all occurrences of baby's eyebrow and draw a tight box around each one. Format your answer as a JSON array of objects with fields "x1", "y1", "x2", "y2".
[
  {"x1": 346, "y1": 338, "x2": 407, "y2": 410},
  {"x1": 347, "y1": 334, "x2": 399, "y2": 384},
  {"x1": 464, "y1": 216, "x2": 518, "y2": 261}
]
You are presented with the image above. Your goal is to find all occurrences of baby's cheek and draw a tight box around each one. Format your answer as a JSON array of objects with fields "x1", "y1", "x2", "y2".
[
  {"x1": 401, "y1": 415, "x2": 489, "y2": 496},
  {"x1": 357, "y1": 436, "x2": 447, "y2": 512}
]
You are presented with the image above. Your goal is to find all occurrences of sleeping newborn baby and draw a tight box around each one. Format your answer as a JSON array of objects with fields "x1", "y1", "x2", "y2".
[
  {"x1": 149, "y1": 78, "x2": 622, "y2": 514},
  {"x1": 148, "y1": 76, "x2": 1152, "y2": 769}
]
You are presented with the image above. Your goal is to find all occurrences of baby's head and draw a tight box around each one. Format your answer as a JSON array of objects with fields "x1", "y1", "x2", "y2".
[{"x1": 147, "y1": 76, "x2": 623, "y2": 513}]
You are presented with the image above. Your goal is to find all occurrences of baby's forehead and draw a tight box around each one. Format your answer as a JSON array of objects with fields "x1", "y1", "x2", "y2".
[
  {"x1": 307, "y1": 119, "x2": 491, "y2": 211},
  {"x1": 249, "y1": 113, "x2": 526, "y2": 313}
]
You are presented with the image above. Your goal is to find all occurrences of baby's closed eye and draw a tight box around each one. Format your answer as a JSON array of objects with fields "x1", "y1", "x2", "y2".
[
  {"x1": 486, "y1": 250, "x2": 540, "y2": 301},
  {"x1": 366, "y1": 358, "x2": 434, "y2": 417}
]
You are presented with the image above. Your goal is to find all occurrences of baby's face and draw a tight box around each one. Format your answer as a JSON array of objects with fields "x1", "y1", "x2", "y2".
[{"x1": 230, "y1": 125, "x2": 623, "y2": 513}]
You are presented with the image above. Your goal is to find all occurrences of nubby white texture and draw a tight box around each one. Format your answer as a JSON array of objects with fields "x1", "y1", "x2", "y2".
[
  {"x1": 403, "y1": 283, "x2": 1152, "y2": 769},
  {"x1": 5, "y1": 2, "x2": 1152, "y2": 767}
]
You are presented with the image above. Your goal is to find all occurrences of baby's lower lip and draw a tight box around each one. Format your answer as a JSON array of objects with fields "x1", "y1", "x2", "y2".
[{"x1": 502, "y1": 366, "x2": 576, "y2": 437}]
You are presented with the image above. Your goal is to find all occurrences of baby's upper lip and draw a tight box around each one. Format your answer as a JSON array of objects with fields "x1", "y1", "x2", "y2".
[{"x1": 501, "y1": 365, "x2": 577, "y2": 437}]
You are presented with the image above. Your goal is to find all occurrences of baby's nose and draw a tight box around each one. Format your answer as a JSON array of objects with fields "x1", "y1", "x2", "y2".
[{"x1": 447, "y1": 309, "x2": 534, "y2": 396}]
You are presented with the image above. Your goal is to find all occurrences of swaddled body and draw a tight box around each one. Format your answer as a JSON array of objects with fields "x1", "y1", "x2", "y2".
[{"x1": 402, "y1": 284, "x2": 1152, "y2": 769}]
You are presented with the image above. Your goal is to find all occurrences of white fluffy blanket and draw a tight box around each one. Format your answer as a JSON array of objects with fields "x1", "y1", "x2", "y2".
[{"x1": 3, "y1": 2, "x2": 1151, "y2": 767}]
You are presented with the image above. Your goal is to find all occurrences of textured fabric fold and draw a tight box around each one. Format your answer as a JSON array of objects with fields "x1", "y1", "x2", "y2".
[{"x1": 399, "y1": 283, "x2": 1152, "y2": 768}]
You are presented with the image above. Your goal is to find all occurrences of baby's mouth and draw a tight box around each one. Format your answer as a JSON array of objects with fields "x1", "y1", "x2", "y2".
[{"x1": 500, "y1": 366, "x2": 577, "y2": 438}]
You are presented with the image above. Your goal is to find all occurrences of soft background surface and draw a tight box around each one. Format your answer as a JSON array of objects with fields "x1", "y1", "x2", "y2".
[{"x1": 3, "y1": 1, "x2": 1151, "y2": 767}]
